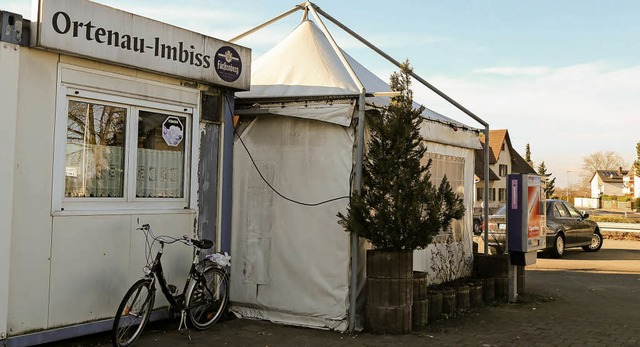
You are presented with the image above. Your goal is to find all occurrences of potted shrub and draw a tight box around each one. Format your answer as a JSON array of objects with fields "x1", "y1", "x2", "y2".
[{"x1": 338, "y1": 61, "x2": 465, "y2": 334}]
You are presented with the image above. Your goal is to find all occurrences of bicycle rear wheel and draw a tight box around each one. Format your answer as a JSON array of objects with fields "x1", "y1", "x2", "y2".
[
  {"x1": 186, "y1": 268, "x2": 229, "y2": 330},
  {"x1": 112, "y1": 279, "x2": 155, "y2": 347}
]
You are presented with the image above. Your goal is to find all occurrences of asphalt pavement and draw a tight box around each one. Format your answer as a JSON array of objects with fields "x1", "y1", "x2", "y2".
[{"x1": 44, "y1": 239, "x2": 640, "y2": 347}]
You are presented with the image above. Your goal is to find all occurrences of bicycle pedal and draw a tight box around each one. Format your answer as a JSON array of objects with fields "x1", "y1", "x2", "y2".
[{"x1": 168, "y1": 284, "x2": 178, "y2": 294}]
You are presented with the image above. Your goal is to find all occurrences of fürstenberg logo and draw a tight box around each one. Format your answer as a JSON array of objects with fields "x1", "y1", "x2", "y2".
[{"x1": 50, "y1": 10, "x2": 242, "y2": 81}]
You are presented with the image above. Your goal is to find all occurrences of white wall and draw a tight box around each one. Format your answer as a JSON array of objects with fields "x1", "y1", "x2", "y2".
[
  {"x1": 48, "y1": 213, "x2": 193, "y2": 327},
  {"x1": 607, "y1": 182, "x2": 625, "y2": 196},
  {"x1": 0, "y1": 40, "x2": 20, "y2": 341},
  {"x1": 494, "y1": 146, "x2": 511, "y2": 205},
  {"x1": 574, "y1": 197, "x2": 599, "y2": 209},
  {"x1": 591, "y1": 174, "x2": 627, "y2": 198},
  {"x1": 590, "y1": 175, "x2": 602, "y2": 198},
  {"x1": 8, "y1": 47, "x2": 58, "y2": 334},
  {"x1": 6, "y1": 48, "x2": 203, "y2": 337}
]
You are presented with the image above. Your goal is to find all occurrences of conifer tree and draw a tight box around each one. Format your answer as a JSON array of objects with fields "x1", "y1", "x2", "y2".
[
  {"x1": 338, "y1": 61, "x2": 465, "y2": 251},
  {"x1": 537, "y1": 161, "x2": 556, "y2": 199},
  {"x1": 633, "y1": 142, "x2": 640, "y2": 175},
  {"x1": 525, "y1": 143, "x2": 531, "y2": 163}
]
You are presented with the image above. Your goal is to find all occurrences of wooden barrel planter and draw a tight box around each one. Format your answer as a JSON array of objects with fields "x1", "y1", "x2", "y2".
[
  {"x1": 455, "y1": 285, "x2": 470, "y2": 311},
  {"x1": 413, "y1": 271, "x2": 428, "y2": 301},
  {"x1": 467, "y1": 282, "x2": 483, "y2": 307},
  {"x1": 427, "y1": 290, "x2": 442, "y2": 322},
  {"x1": 482, "y1": 277, "x2": 495, "y2": 303},
  {"x1": 412, "y1": 272, "x2": 428, "y2": 328},
  {"x1": 412, "y1": 299, "x2": 428, "y2": 328},
  {"x1": 441, "y1": 288, "x2": 456, "y2": 316},
  {"x1": 494, "y1": 276, "x2": 508, "y2": 299},
  {"x1": 365, "y1": 250, "x2": 413, "y2": 334}
]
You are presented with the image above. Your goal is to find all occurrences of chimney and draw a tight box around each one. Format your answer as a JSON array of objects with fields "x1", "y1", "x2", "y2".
[{"x1": 618, "y1": 166, "x2": 623, "y2": 175}]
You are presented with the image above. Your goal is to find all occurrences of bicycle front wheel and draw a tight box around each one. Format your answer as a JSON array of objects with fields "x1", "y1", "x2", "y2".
[
  {"x1": 112, "y1": 279, "x2": 155, "y2": 347},
  {"x1": 186, "y1": 268, "x2": 229, "y2": 330}
]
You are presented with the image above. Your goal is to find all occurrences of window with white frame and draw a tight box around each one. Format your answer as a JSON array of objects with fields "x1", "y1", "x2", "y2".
[
  {"x1": 499, "y1": 164, "x2": 508, "y2": 177},
  {"x1": 498, "y1": 188, "x2": 506, "y2": 202},
  {"x1": 59, "y1": 93, "x2": 192, "y2": 211},
  {"x1": 52, "y1": 65, "x2": 202, "y2": 213},
  {"x1": 425, "y1": 153, "x2": 465, "y2": 195},
  {"x1": 65, "y1": 100, "x2": 127, "y2": 198},
  {"x1": 136, "y1": 110, "x2": 186, "y2": 199},
  {"x1": 476, "y1": 187, "x2": 484, "y2": 202},
  {"x1": 423, "y1": 153, "x2": 465, "y2": 239}
]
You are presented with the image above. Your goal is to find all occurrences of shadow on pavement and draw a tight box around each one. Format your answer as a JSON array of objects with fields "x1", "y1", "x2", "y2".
[{"x1": 537, "y1": 247, "x2": 640, "y2": 261}]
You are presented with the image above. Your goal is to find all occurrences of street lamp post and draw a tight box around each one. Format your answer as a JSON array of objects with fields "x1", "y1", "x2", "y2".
[{"x1": 566, "y1": 170, "x2": 572, "y2": 201}]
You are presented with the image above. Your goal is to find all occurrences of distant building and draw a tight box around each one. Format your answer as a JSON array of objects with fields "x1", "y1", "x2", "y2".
[
  {"x1": 633, "y1": 167, "x2": 640, "y2": 199},
  {"x1": 475, "y1": 129, "x2": 535, "y2": 213},
  {"x1": 590, "y1": 167, "x2": 633, "y2": 198}
]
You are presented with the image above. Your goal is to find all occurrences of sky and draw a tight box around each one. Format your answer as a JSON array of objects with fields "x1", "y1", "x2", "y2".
[{"x1": 5, "y1": 0, "x2": 640, "y2": 187}]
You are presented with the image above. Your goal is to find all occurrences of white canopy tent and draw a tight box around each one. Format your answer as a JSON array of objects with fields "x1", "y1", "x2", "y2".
[{"x1": 229, "y1": 7, "x2": 482, "y2": 332}]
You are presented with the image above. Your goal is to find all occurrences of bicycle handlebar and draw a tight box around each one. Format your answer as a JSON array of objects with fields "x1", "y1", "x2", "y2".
[{"x1": 138, "y1": 224, "x2": 213, "y2": 249}]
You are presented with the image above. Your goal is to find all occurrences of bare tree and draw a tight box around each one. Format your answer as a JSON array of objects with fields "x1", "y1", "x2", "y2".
[
  {"x1": 568, "y1": 182, "x2": 590, "y2": 200},
  {"x1": 580, "y1": 151, "x2": 627, "y2": 186}
]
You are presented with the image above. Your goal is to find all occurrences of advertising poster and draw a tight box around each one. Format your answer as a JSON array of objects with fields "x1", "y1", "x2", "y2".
[{"x1": 527, "y1": 176, "x2": 542, "y2": 238}]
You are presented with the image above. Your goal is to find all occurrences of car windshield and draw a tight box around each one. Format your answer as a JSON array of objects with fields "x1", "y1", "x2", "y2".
[
  {"x1": 493, "y1": 201, "x2": 568, "y2": 218},
  {"x1": 493, "y1": 205, "x2": 506, "y2": 216}
]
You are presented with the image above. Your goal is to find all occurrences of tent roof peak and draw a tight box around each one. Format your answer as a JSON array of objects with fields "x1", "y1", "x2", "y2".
[{"x1": 231, "y1": 3, "x2": 484, "y2": 130}]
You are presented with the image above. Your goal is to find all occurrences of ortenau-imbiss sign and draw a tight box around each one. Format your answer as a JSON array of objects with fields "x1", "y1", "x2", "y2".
[{"x1": 33, "y1": 0, "x2": 251, "y2": 90}]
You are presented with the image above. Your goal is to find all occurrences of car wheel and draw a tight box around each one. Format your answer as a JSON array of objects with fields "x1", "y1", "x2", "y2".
[
  {"x1": 551, "y1": 233, "x2": 565, "y2": 258},
  {"x1": 582, "y1": 231, "x2": 603, "y2": 252}
]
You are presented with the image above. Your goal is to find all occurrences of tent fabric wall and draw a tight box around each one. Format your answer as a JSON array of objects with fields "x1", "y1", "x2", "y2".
[
  {"x1": 420, "y1": 119, "x2": 482, "y2": 150},
  {"x1": 230, "y1": 114, "x2": 356, "y2": 331},
  {"x1": 412, "y1": 139, "x2": 476, "y2": 284},
  {"x1": 236, "y1": 99, "x2": 356, "y2": 127},
  {"x1": 230, "y1": 16, "x2": 483, "y2": 332},
  {"x1": 230, "y1": 113, "x2": 479, "y2": 331}
]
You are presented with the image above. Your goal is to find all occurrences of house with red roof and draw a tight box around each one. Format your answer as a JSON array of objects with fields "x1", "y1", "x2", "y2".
[
  {"x1": 590, "y1": 167, "x2": 630, "y2": 198},
  {"x1": 475, "y1": 129, "x2": 535, "y2": 213}
]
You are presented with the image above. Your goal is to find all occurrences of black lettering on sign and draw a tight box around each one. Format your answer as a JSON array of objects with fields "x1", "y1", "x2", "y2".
[
  {"x1": 52, "y1": 11, "x2": 70, "y2": 34},
  {"x1": 48, "y1": 10, "x2": 241, "y2": 81}
]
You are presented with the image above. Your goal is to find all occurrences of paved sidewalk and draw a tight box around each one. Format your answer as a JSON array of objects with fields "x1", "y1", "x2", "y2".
[
  {"x1": 46, "y1": 271, "x2": 640, "y2": 347},
  {"x1": 46, "y1": 240, "x2": 640, "y2": 347}
]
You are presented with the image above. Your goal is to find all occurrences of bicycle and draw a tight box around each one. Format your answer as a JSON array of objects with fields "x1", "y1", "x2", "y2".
[{"x1": 112, "y1": 224, "x2": 230, "y2": 347}]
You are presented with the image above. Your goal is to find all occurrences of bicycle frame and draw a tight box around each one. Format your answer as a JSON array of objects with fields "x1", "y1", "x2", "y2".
[
  {"x1": 145, "y1": 240, "x2": 218, "y2": 312},
  {"x1": 146, "y1": 241, "x2": 195, "y2": 310},
  {"x1": 113, "y1": 225, "x2": 227, "y2": 347}
]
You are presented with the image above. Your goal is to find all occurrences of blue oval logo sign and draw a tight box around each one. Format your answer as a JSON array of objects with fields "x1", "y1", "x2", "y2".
[{"x1": 214, "y1": 46, "x2": 242, "y2": 82}]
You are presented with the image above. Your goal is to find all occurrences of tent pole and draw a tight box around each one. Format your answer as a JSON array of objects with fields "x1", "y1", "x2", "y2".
[
  {"x1": 307, "y1": 3, "x2": 366, "y2": 333},
  {"x1": 229, "y1": 5, "x2": 303, "y2": 43},
  {"x1": 311, "y1": 4, "x2": 487, "y2": 127},
  {"x1": 312, "y1": 1, "x2": 492, "y2": 253},
  {"x1": 348, "y1": 91, "x2": 366, "y2": 333},
  {"x1": 307, "y1": 5, "x2": 364, "y2": 94},
  {"x1": 483, "y1": 127, "x2": 490, "y2": 254}
]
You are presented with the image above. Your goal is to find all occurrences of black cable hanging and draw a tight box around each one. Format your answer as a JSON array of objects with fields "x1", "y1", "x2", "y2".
[{"x1": 234, "y1": 126, "x2": 350, "y2": 207}]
